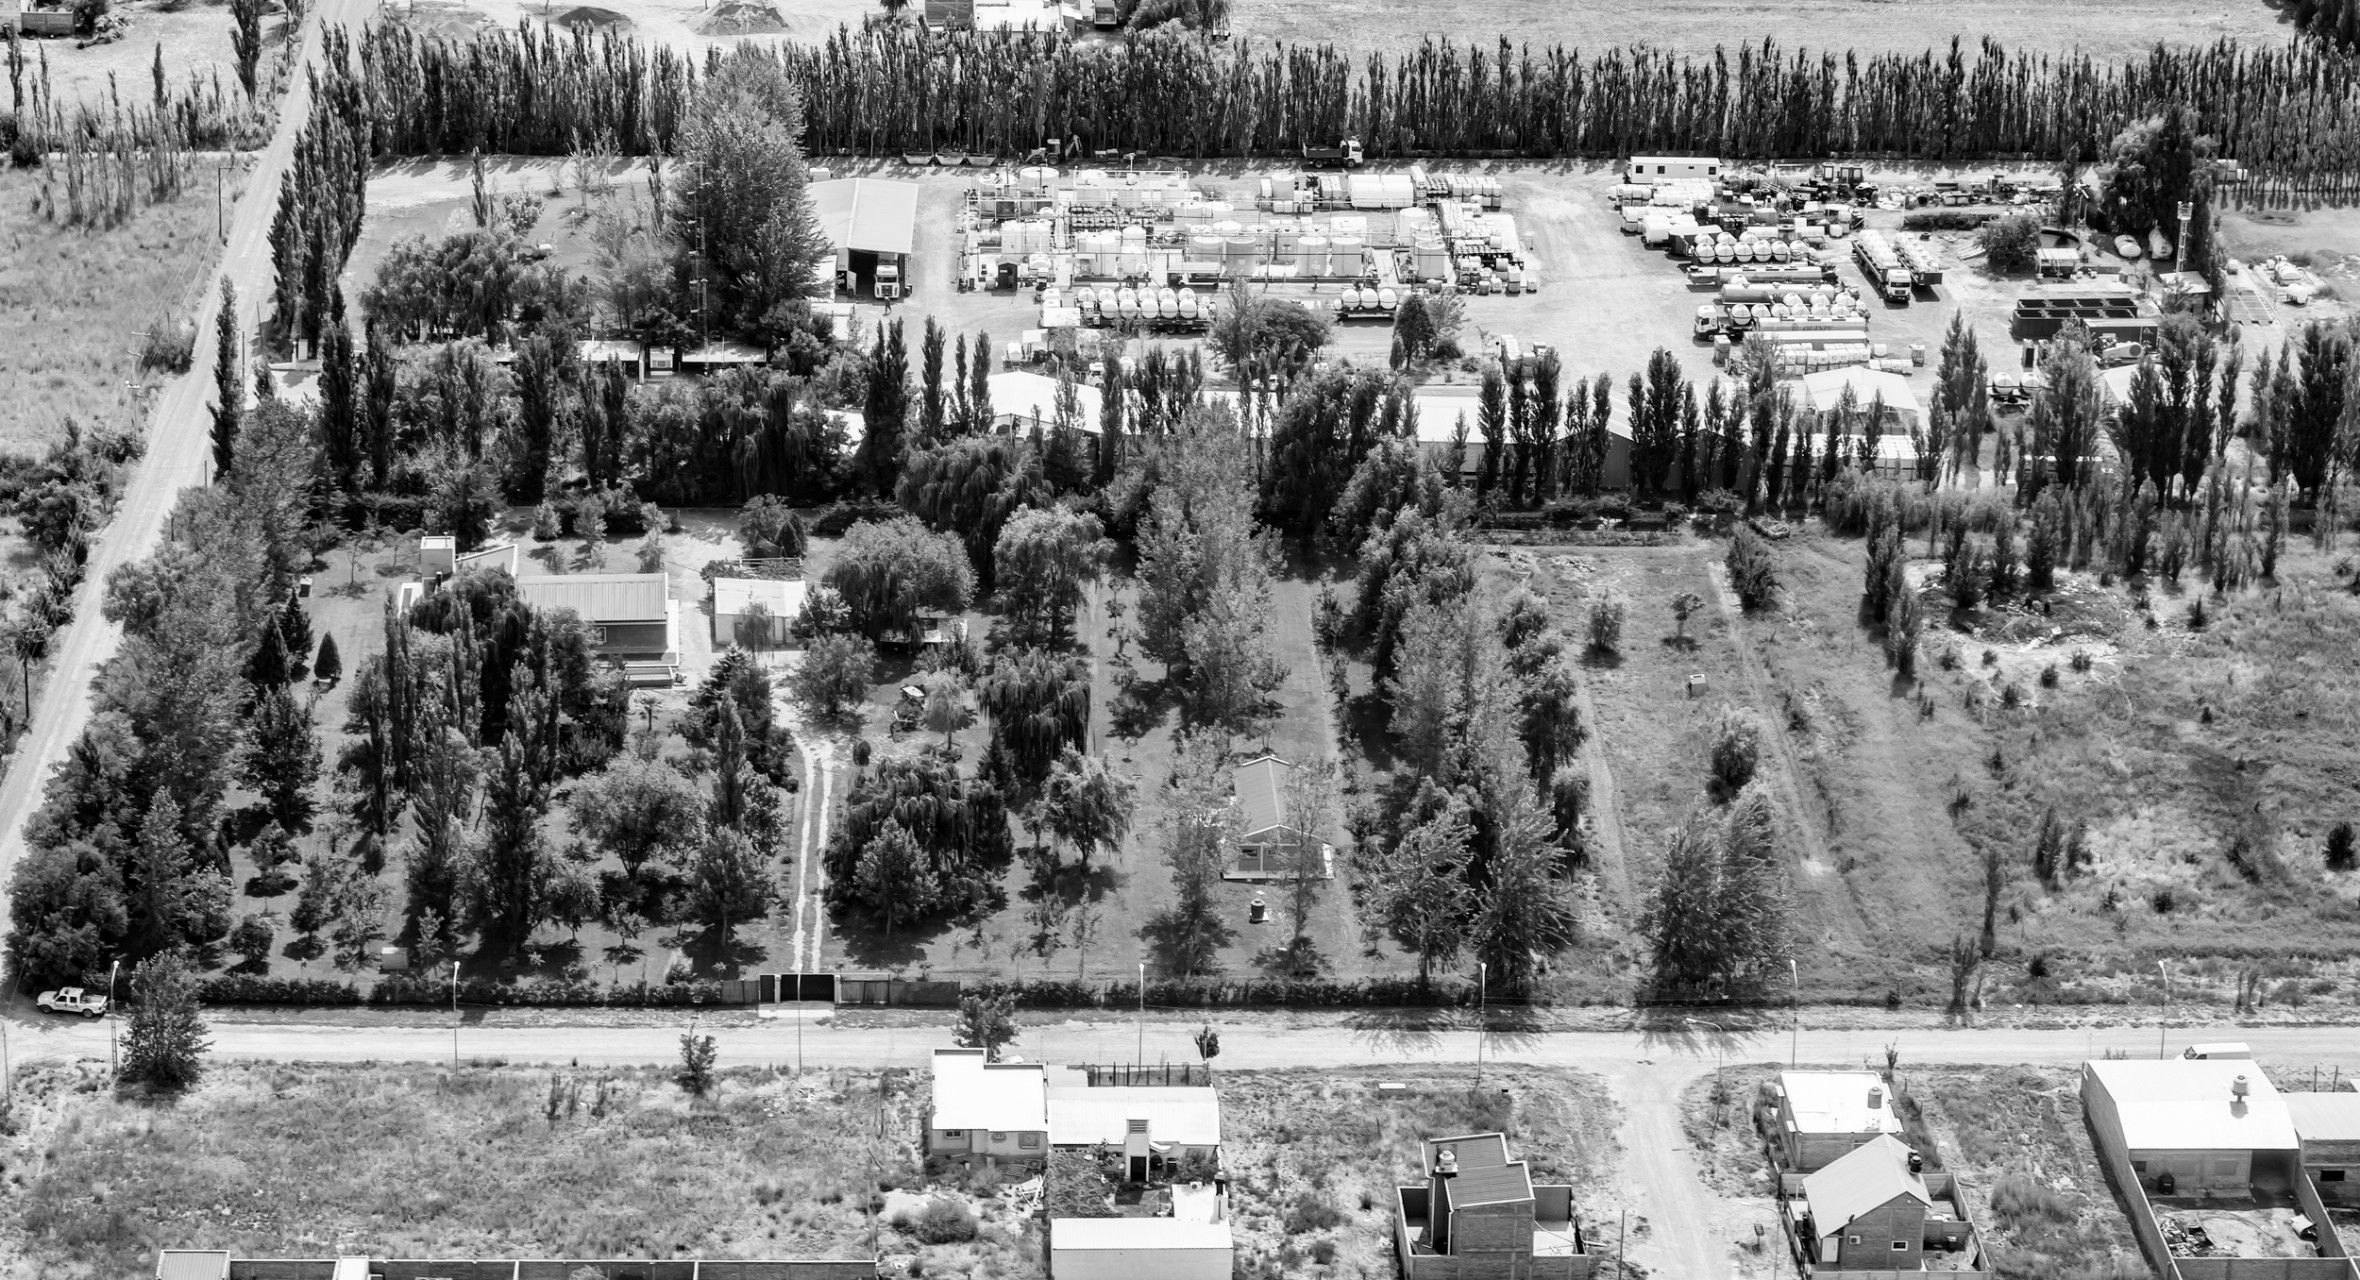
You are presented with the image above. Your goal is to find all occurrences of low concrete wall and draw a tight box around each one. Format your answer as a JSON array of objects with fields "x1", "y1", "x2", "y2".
[
  {"x1": 226, "y1": 1262, "x2": 870, "y2": 1280},
  {"x1": 2176, "y1": 1262, "x2": 2360, "y2": 1280}
]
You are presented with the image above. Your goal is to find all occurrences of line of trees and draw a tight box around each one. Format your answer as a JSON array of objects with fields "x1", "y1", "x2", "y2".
[{"x1": 329, "y1": 24, "x2": 2360, "y2": 186}]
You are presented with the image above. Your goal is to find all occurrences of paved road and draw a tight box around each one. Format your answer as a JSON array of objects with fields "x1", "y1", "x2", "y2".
[{"x1": 0, "y1": 0, "x2": 374, "y2": 903}]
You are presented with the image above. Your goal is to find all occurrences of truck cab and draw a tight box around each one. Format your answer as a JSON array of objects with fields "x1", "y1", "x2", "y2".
[
  {"x1": 1876, "y1": 271, "x2": 1911, "y2": 303},
  {"x1": 875, "y1": 262, "x2": 903, "y2": 301},
  {"x1": 1092, "y1": 0, "x2": 1119, "y2": 25}
]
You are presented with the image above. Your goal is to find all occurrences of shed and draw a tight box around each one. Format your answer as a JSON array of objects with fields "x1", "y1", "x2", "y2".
[
  {"x1": 1626, "y1": 156, "x2": 1722, "y2": 183},
  {"x1": 990, "y1": 370, "x2": 1104, "y2": 434},
  {"x1": 1229, "y1": 754, "x2": 1330, "y2": 881},
  {"x1": 713, "y1": 577, "x2": 806, "y2": 649},
  {"x1": 1412, "y1": 386, "x2": 1637, "y2": 489},
  {"x1": 516, "y1": 572, "x2": 677, "y2": 663},
  {"x1": 2284, "y1": 1092, "x2": 2360, "y2": 1203},
  {"x1": 1049, "y1": 1219, "x2": 1234, "y2": 1280},
  {"x1": 155, "y1": 1253, "x2": 231, "y2": 1280},
  {"x1": 2037, "y1": 247, "x2": 2083, "y2": 277},
  {"x1": 2081, "y1": 1059, "x2": 2301, "y2": 1195},
  {"x1": 1796, "y1": 366, "x2": 1924, "y2": 430},
  {"x1": 813, "y1": 178, "x2": 921, "y2": 298}
]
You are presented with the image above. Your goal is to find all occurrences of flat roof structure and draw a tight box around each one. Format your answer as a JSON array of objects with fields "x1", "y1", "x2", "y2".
[
  {"x1": 1051, "y1": 1219, "x2": 1235, "y2": 1251},
  {"x1": 1779, "y1": 1071, "x2": 1907, "y2": 1138},
  {"x1": 990, "y1": 370, "x2": 1104, "y2": 432},
  {"x1": 2084, "y1": 1059, "x2": 2299, "y2": 1152},
  {"x1": 1047, "y1": 1086, "x2": 1222, "y2": 1147},
  {"x1": 1797, "y1": 366, "x2": 1924, "y2": 426},
  {"x1": 812, "y1": 178, "x2": 921, "y2": 259},
  {"x1": 931, "y1": 1047, "x2": 1048, "y2": 1132},
  {"x1": 2284, "y1": 1092, "x2": 2360, "y2": 1144}
]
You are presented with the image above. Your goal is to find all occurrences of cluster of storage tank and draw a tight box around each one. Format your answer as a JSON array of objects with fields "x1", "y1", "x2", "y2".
[
  {"x1": 1057, "y1": 168, "x2": 1198, "y2": 209},
  {"x1": 1722, "y1": 279, "x2": 1860, "y2": 318},
  {"x1": 1070, "y1": 285, "x2": 1213, "y2": 323},
  {"x1": 1337, "y1": 284, "x2": 1402, "y2": 313},
  {"x1": 1694, "y1": 231, "x2": 1802, "y2": 265}
]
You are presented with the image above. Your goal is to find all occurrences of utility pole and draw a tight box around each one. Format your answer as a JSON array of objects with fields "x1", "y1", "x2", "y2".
[
  {"x1": 1790, "y1": 958, "x2": 1801, "y2": 1067},
  {"x1": 1475, "y1": 961, "x2": 1487, "y2": 1084},
  {"x1": 107, "y1": 960, "x2": 120, "y2": 1081},
  {"x1": 2157, "y1": 960, "x2": 2171, "y2": 1059},
  {"x1": 452, "y1": 959, "x2": 461, "y2": 1066},
  {"x1": 1135, "y1": 961, "x2": 1144, "y2": 1067}
]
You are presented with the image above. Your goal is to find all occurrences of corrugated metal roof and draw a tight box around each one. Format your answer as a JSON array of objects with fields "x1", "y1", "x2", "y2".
[
  {"x1": 155, "y1": 1252, "x2": 231, "y2": 1280},
  {"x1": 1802, "y1": 1134, "x2": 1930, "y2": 1235},
  {"x1": 2287, "y1": 1092, "x2": 2360, "y2": 1144},
  {"x1": 931, "y1": 1048, "x2": 1048, "y2": 1132},
  {"x1": 1048, "y1": 1086, "x2": 1222, "y2": 1147},
  {"x1": 1444, "y1": 1161, "x2": 1535, "y2": 1209},
  {"x1": 812, "y1": 179, "x2": 921, "y2": 258},
  {"x1": 2086, "y1": 1060, "x2": 2299, "y2": 1152},
  {"x1": 516, "y1": 573, "x2": 669, "y2": 624},
  {"x1": 1052, "y1": 1219, "x2": 1234, "y2": 1251},
  {"x1": 1234, "y1": 755, "x2": 1290, "y2": 838}
]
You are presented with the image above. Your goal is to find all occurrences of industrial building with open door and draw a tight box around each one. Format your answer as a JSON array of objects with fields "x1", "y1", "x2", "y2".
[{"x1": 812, "y1": 178, "x2": 920, "y2": 301}]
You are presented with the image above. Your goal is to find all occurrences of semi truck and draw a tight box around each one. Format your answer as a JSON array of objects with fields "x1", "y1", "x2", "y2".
[{"x1": 1853, "y1": 230, "x2": 1914, "y2": 302}]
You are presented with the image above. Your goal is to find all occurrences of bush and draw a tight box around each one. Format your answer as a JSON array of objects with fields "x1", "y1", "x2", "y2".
[
  {"x1": 1708, "y1": 706, "x2": 1764, "y2": 800},
  {"x1": 811, "y1": 498, "x2": 904, "y2": 537},
  {"x1": 912, "y1": 1198, "x2": 979, "y2": 1244},
  {"x1": 1285, "y1": 1192, "x2": 1347, "y2": 1233},
  {"x1": 2039, "y1": 663, "x2": 2059, "y2": 688},
  {"x1": 1902, "y1": 210, "x2": 2000, "y2": 231},
  {"x1": 229, "y1": 916, "x2": 274, "y2": 970},
  {"x1": 1725, "y1": 527, "x2": 1778, "y2": 611},
  {"x1": 2069, "y1": 648, "x2": 2093, "y2": 673},
  {"x1": 1978, "y1": 213, "x2": 2043, "y2": 274},
  {"x1": 197, "y1": 974, "x2": 363, "y2": 1005},
  {"x1": 2327, "y1": 823, "x2": 2355, "y2": 873},
  {"x1": 1585, "y1": 592, "x2": 1626, "y2": 654},
  {"x1": 138, "y1": 317, "x2": 196, "y2": 374},
  {"x1": 1989, "y1": 1171, "x2": 2075, "y2": 1228},
  {"x1": 793, "y1": 633, "x2": 878, "y2": 717}
]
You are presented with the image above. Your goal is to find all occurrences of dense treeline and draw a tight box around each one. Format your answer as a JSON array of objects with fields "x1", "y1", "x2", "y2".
[
  {"x1": 2291, "y1": 0, "x2": 2360, "y2": 51},
  {"x1": 333, "y1": 23, "x2": 2360, "y2": 181}
]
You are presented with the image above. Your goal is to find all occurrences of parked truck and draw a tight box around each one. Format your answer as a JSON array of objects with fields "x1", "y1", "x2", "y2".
[
  {"x1": 36, "y1": 987, "x2": 108, "y2": 1017},
  {"x1": 1853, "y1": 230, "x2": 1914, "y2": 302},
  {"x1": 1092, "y1": 0, "x2": 1119, "y2": 26},
  {"x1": 1301, "y1": 137, "x2": 1365, "y2": 169}
]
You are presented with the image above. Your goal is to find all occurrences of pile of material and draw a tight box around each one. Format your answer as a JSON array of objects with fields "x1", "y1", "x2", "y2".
[
  {"x1": 698, "y1": 0, "x2": 788, "y2": 34},
  {"x1": 552, "y1": 5, "x2": 631, "y2": 31}
]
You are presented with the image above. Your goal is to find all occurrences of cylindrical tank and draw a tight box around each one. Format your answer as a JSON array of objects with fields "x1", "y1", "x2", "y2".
[
  {"x1": 1376, "y1": 286, "x2": 1399, "y2": 310},
  {"x1": 1178, "y1": 289, "x2": 1200, "y2": 319},
  {"x1": 1333, "y1": 236, "x2": 1364, "y2": 274},
  {"x1": 1157, "y1": 288, "x2": 1178, "y2": 318},
  {"x1": 1298, "y1": 234, "x2": 1328, "y2": 274}
]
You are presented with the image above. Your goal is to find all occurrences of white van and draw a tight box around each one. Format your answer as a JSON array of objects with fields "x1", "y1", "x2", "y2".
[{"x1": 2182, "y1": 1043, "x2": 2253, "y2": 1060}]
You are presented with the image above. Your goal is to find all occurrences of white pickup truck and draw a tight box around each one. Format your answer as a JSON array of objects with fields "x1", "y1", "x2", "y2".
[{"x1": 36, "y1": 987, "x2": 108, "y2": 1018}]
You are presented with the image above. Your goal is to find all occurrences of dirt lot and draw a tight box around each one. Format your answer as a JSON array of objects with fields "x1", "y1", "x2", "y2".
[
  {"x1": 0, "y1": 1056, "x2": 1614, "y2": 1280},
  {"x1": 14, "y1": 0, "x2": 274, "y2": 113},
  {"x1": 1681, "y1": 1063, "x2": 2143, "y2": 1280}
]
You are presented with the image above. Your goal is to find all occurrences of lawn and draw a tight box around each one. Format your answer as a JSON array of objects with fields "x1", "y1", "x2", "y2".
[
  {"x1": 0, "y1": 163, "x2": 249, "y2": 456},
  {"x1": 0, "y1": 1057, "x2": 1616, "y2": 1280}
]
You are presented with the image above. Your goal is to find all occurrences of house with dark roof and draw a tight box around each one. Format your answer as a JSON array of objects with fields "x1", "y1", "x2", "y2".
[
  {"x1": 1777, "y1": 1135, "x2": 1979, "y2": 1277},
  {"x1": 1395, "y1": 1132, "x2": 1594, "y2": 1280},
  {"x1": 1227, "y1": 755, "x2": 1331, "y2": 881}
]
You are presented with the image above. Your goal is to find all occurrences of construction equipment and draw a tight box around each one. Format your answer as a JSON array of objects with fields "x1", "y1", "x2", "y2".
[{"x1": 1852, "y1": 230, "x2": 1914, "y2": 303}]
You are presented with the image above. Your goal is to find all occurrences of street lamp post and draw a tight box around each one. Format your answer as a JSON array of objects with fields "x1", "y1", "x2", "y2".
[
  {"x1": 2158, "y1": 960, "x2": 2171, "y2": 1059},
  {"x1": 452, "y1": 959, "x2": 461, "y2": 1066},
  {"x1": 1135, "y1": 962, "x2": 1145, "y2": 1068},
  {"x1": 1475, "y1": 961, "x2": 1487, "y2": 1084},
  {"x1": 1789, "y1": 958, "x2": 1801, "y2": 1068},
  {"x1": 107, "y1": 960, "x2": 121, "y2": 1080}
]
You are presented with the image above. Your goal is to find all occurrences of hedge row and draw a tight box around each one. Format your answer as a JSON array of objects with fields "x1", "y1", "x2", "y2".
[
  {"x1": 1900, "y1": 210, "x2": 2003, "y2": 231},
  {"x1": 969, "y1": 977, "x2": 1478, "y2": 1010},
  {"x1": 195, "y1": 974, "x2": 747, "y2": 1008}
]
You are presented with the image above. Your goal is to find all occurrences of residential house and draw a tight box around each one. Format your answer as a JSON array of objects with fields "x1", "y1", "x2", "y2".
[
  {"x1": 1771, "y1": 1072, "x2": 1907, "y2": 1172},
  {"x1": 516, "y1": 572, "x2": 679, "y2": 666},
  {"x1": 1046, "y1": 1084, "x2": 1221, "y2": 1181},
  {"x1": 2081, "y1": 1058, "x2": 2301, "y2": 1196},
  {"x1": 2282, "y1": 1091, "x2": 2360, "y2": 1206},
  {"x1": 925, "y1": 1047, "x2": 1055, "y2": 1161},
  {"x1": 1781, "y1": 1134, "x2": 1977, "y2": 1274},
  {"x1": 1050, "y1": 1187, "x2": 1232, "y2": 1280},
  {"x1": 1227, "y1": 755, "x2": 1330, "y2": 882},
  {"x1": 1395, "y1": 1132, "x2": 1595, "y2": 1280}
]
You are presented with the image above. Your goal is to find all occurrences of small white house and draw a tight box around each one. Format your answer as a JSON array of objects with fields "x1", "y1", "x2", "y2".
[
  {"x1": 927, "y1": 1048, "x2": 1053, "y2": 1161},
  {"x1": 1774, "y1": 1072, "x2": 1908, "y2": 1171},
  {"x1": 1048, "y1": 1218, "x2": 1234, "y2": 1280},
  {"x1": 1047, "y1": 1085, "x2": 1222, "y2": 1180},
  {"x1": 712, "y1": 578, "x2": 806, "y2": 649}
]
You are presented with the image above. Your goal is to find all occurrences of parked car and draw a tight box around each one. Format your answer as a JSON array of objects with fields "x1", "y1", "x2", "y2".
[{"x1": 35, "y1": 987, "x2": 107, "y2": 1018}]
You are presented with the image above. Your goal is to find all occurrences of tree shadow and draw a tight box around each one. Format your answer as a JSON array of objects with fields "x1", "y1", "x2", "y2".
[
  {"x1": 1108, "y1": 678, "x2": 1170, "y2": 743},
  {"x1": 835, "y1": 918, "x2": 936, "y2": 970},
  {"x1": 1139, "y1": 910, "x2": 1235, "y2": 977},
  {"x1": 1579, "y1": 646, "x2": 1625, "y2": 671},
  {"x1": 1252, "y1": 937, "x2": 1328, "y2": 979},
  {"x1": 1343, "y1": 691, "x2": 1399, "y2": 772},
  {"x1": 677, "y1": 930, "x2": 768, "y2": 979},
  {"x1": 1660, "y1": 634, "x2": 1700, "y2": 654},
  {"x1": 1344, "y1": 1007, "x2": 1453, "y2": 1056},
  {"x1": 1632, "y1": 1004, "x2": 1777, "y2": 1061},
  {"x1": 283, "y1": 934, "x2": 326, "y2": 962}
]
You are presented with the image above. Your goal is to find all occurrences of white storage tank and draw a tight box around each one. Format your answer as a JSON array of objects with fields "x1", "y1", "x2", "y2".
[{"x1": 1298, "y1": 234, "x2": 1328, "y2": 274}]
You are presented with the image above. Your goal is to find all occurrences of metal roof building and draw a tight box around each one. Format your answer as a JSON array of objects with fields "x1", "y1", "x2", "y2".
[
  {"x1": 2082, "y1": 1059, "x2": 2299, "y2": 1153},
  {"x1": 1801, "y1": 1133, "x2": 1931, "y2": 1232}
]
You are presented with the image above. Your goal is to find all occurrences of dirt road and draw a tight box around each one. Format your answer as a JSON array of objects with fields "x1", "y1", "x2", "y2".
[{"x1": 0, "y1": 0, "x2": 377, "y2": 910}]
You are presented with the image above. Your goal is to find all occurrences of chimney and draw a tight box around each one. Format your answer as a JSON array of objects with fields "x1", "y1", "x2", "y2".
[
  {"x1": 1425, "y1": 1147, "x2": 1460, "y2": 1254},
  {"x1": 1868, "y1": 1085, "x2": 1885, "y2": 1110},
  {"x1": 2233, "y1": 1075, "x2": 2251, "y2": 1101},
  {"x1": 1908, "y1": 1151, "x2": 1925, "y2": 1175}
]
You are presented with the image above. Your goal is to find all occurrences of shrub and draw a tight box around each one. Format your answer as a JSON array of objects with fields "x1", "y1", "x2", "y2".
[
  {"x1": 1708, "y1": 706, "x2": 1763, "y2": 800},
  {"x1": 2069, "y1": 648, "x2": 2093, "y2": 673},
  {"x1": 677, "y1": 1031, "x2": 718, "y2": 1096},
  {"x1": 138, "y1": 317, "x2": 196, "y2": 374},
  {"x1": 1285, "y1": 1192, "x2": 1347, "y2": 1234},
  {"x1": 1990, "y1": 1171, "x2": 2075, "y2": 1228},
  {"x1": 1725, "y1": 527, "x2": 1778, "y2": 611},
  {"x1": 1903, "y1": 210, "x2": 2001, "y2": 232},
  {"x1": 2040, "y1": 664, "x2": 2059, "y2": 688},
  {"x1": 1977, "y1": 213, "x2": 2043, "y2": 273},
  {"x1": 1586, "y1": 592, "x2": 1626, "y2": 655},
  {"x1": 229, "y1": 916, "x2": 274, "y2": 970},
  {"x1": 2329, "y1": 823, "x2": 2356, "y2": 872},
  {"x1": 913, "y1": 1198, "x2": 979, "y2": 1244}
]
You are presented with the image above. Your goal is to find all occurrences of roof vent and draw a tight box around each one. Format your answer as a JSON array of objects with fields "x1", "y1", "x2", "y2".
[
  {"x1": 1908, "y1": 1151, "x2": 1925, "y2": 1175},
  {"x1": 2233, "y1": 1075, "x2": 2251, "y2": 1101},
  {"x1": 1868, "y1": 1085, "x2": 1884, "y2": 1110},
  {"x1": 1436, "y1": 1148, "x2": 1459, "y2": 1177}
]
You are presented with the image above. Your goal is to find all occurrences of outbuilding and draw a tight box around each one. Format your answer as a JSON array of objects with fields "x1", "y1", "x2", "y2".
[
  {"x1": 1627, "y1": 155, "x2": 1722, "y2": 183},
  {"x1": 1796, "y1": 366, "x2": 1924, "y2": 432},
  {"x1": 2081, "y1": 1058, "x2": 2301, "y2": 1196},
  {"x1": 990, "y1": 370, "x2": 1105, "y2": 434},
  {"x1": 812, "y1": 178, "x2": 921, "y2": 300},
  {"x1": 1772, "y1": 1072, "x2": 1907, "y2": 1172},
  {"x1": 1048, "y1": 1219, "x2": 1234, "y2": 1280},
  {"x1": 712, "y1": 577, "x2": 806, "y2": 650},
  {"x1": 2283, "y1": 1091, "x2": 2360, "y2": 1205},
  {"x1": 516, "y1": 572, "x2": 679, "y2": 665}
]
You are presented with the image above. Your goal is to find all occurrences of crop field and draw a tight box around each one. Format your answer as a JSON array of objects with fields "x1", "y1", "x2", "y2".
[{"x1": 0, "y1": 1056, "x2": 1616, "y2": 1280}]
